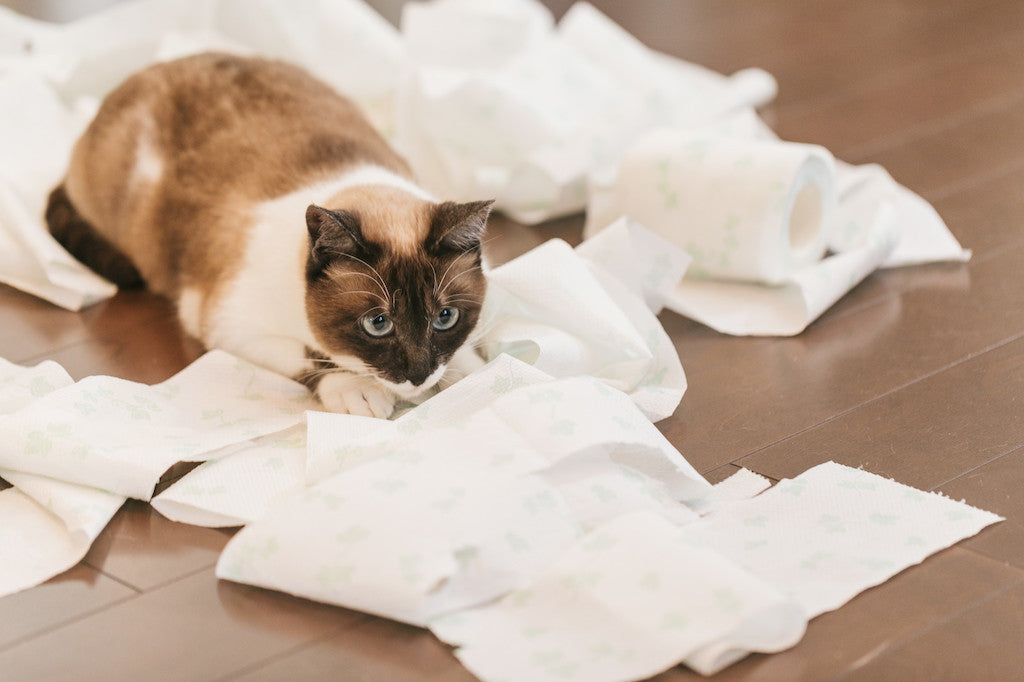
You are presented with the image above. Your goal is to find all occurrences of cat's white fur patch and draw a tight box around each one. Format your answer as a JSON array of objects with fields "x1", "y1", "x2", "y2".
[
  {"x1": 130, "y1": 120, "x2": 163, "y2": 187},
  {"x1": 177, "y1": 286, "x2": 203, "y2": 338},
  {"x1": 203, "y1": 187, "x2": 320, "y2": 378},
  {"x1": 379, "y1": 363, "x2": 447, "y2": 400},
  {"x1": 317, "y1": 371, "x2": 395, "y2": 418},
  {"x1": 202, "y1": 165, "x2": 433, "y2": 383}
]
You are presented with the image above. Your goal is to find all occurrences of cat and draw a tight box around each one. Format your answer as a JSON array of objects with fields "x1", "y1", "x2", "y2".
[{"x1": 46, "y1": 52, "x2": 492, "y2": 418}]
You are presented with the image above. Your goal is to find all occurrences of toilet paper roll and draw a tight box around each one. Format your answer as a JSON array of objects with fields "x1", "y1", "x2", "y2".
[{"x1": 613, "y1": 131, "x2": 836, "y2": 285}]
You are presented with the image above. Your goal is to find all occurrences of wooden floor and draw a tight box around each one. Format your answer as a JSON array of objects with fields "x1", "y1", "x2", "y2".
[{"x1": 3, "y1": 0, "x2": 1024, "y2": 679}]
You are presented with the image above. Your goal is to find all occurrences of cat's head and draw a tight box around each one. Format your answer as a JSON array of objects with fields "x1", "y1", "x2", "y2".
[{"x1": 304, "y1": 188, "x2": 492, "y2": 398}]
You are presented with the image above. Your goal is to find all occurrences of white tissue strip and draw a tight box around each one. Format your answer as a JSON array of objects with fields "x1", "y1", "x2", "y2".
[
  {"x1": 0, "y1": 358, "x2": 125, "y2": 597},
  {"x1": 150, "y1": 424, "x2": 307, "y2": 528},
  {"x1": 684, "y1": 467, "x2": 773, "y2": 516},
  {"x1": 429, "y1": 511, "x2": 807, "y2": 682},
  {"x1": 0, "y1": 351, "x2": 316, "y2": 500},
  {"x1": 682, "y1": 461, "x2": 1004, "y2": 619},
  {"x1": 0, "y1": 356, "x2": 75, "y2": 413}
]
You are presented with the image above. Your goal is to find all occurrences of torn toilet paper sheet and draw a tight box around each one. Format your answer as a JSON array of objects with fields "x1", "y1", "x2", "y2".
[
  {"x1": 301, "y1": 354, "x2": 706, "y2": 501},
  {"x1": 0, "y1": 357, "x2": 124, "y2": 597},
  {"x1": 216, "y1": 353, "x2": 712, "y2": 625},
  {"x1": 831, "y1": 162, "x2": 971, "y2": 269},
  {"x1": 0, "y1": 350, "x2": 315, "y2": 500},
  {"x1": 429, "y1": 462, "x2": 1002, "y2": 681},
  {"x1": 681, "y1": 461, "x2": 1004, "y2": 621}
]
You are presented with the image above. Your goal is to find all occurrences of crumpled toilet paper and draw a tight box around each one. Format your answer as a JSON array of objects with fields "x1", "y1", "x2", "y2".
[
  {"x1": 0, "y1": 351, "x2": 316, "y2": 596},
  {"x1": 431, "y1": 511, "x2": 807, "y2": 682},
  {"x1": 429, "y1": 462, "x2": 1001, "y2": 681},
  {"x1": 396, "y1": 0, "x2": 776, "y2": 223},
  {"x1": 478, "y1": 216, "x2": 689, "y2": 421},
  {"x1": 0, "y1": 350, "x2": 315, "y2": 501},
  {"x1": 0, "y1": 357, "x2": 125, "y2": 596},
  {"x1": 216, "y1": 353, "x2": 713, "y2": 626},
  {"x1": 0, "y1": 72, "x2": 116, "y2": 311}
]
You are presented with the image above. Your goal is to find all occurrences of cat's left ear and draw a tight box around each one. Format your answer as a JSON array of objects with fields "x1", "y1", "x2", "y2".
[
  {"x1": 428, "y1": 200, "x2": 494, "y2": 254},
  {"x1": 305, "y1": 204, "x2": 364, "y2": 279}
]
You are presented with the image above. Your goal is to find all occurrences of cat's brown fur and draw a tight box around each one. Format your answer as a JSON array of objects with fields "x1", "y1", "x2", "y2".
[{"x1": 48, "y1": 53, "x2": 492, "y2": 417}]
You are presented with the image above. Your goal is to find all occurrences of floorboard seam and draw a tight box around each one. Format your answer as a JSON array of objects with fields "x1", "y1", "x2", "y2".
[
  {"x1": 775, "y1": 24, "x2": 1024, "y2": 140},
  {"x1": 929, "y1": 442, "x2": 1024, "y2": 492},
  {"x1": 843, "y1": 88, "x2": 1024, "y2": 164},
  {"x1": 733, "y1": 329, "x2": 1024, "y2": 468},
  {"x1": 827, "y1": 574, "x2": 1024, "y2": 681},
  {"x1": 210, "y1": 617, "x2": 370, "y2": 681},
  {"x1": 927, "y1": 154, "x2": 1024, "y2": 203},
  {"x1": 0, "y1": 590, "x2": 139, "y2": 655},
  {"x1": 81, "y1": 560, "x2": 218, "y2": 596}
]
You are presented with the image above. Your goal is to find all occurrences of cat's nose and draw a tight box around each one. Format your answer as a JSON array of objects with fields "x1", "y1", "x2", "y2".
[{"x1": 405, "y1": 357, "x2": 434, "y2": 386}]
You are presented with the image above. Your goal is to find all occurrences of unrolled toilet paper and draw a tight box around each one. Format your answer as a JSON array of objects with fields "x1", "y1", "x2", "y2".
[
  {"x1": 612, "y1": 131, "x2": 836, "y2": 285},
  {"x1": 429, "y1": 462, "x2": 1002, "y2": 681},
  {"x1": 0, "y1": 357, "x2": 125, "y2": 596}
]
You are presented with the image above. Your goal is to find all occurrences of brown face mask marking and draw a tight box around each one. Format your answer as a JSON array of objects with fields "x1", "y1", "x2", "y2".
[{"x1": 304, "y1": 196, "x2": 491, "y2": 387}]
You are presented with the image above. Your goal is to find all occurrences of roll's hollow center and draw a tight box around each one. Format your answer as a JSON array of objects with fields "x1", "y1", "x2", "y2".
[{"x1": 788, "y1": 184, "x2": 823, "y2": 252}]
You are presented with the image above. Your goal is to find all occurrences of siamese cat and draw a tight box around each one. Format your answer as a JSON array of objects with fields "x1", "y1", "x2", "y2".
[{"x1": 46, "y1": 52, "x2": 491, "y2": 418}]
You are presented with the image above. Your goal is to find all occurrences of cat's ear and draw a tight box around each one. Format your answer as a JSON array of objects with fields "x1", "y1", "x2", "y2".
[
  {"x1": 428, "y1": 200, "x2": 494, "y2": 254},
  {"x1": 305, "y1": 204, "x2": 364, "y2": 279}
]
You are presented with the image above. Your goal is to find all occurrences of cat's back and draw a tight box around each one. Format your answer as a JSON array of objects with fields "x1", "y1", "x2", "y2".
[{"x1": 61, "y1": 52, "x2": 409, "y2": 293}]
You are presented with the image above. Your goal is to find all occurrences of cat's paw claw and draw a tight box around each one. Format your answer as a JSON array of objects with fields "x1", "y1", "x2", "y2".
[{"x1": 317, "y1": 373, "x2": 396, "y2": 419}]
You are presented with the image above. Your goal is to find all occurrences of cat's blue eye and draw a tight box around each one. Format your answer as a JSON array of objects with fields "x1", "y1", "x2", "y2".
[
  {"x1": 361, "y1": 313, "x2": 394, "y2": 337},
  {"x1": 432, "y1": 307, "x2": 460, "y2": 331}
]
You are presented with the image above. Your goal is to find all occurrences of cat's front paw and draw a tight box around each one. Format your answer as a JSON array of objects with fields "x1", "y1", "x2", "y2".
[{"x1": 317, "y1": 372, "x2": 396, "y2": 419}]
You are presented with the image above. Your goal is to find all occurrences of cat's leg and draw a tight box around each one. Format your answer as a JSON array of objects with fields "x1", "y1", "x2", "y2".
[
  {"x1": 227, "y1": 334, "x2": 313, "y2": 380},
  {"x1": 315, "y1": 372, "x2": 396, "y2": 419},
  {"x1": 203, "y1": 326, "x2": 396, "y2": 418}
]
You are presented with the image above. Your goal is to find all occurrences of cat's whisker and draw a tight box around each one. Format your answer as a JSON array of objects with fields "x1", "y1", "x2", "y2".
[
  {"x1": 329, "y1": 274, "x2": 390, "y2": 304},
  {"x1": 438, "y1": 264, "x2": 483, "y2": 299},
  {"x1": 337, "y1": 253, "x2": 391, "y2": 303},
  {"x1": 435, "y1": 255, "x2": 466, "y2": 299}
]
